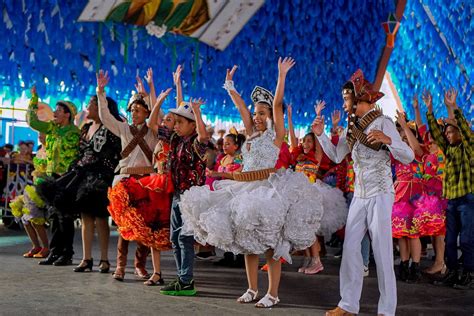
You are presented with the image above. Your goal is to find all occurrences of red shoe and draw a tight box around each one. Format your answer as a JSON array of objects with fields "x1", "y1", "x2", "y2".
[
  {"x1": 33, "y1": 248, "x2": 50, "y2": 258},
  {"x1": 325, "y1": 307, "x2": 355, "y2": 316},
  {"x1": 23, "y1": 247, "x2": 41, "y2": 258}
]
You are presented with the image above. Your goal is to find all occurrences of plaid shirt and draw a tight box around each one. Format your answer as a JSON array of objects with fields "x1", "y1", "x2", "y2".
[
  {"x1": 158, "y1": 127, "x2": 207, "y2": 194},
  {"x1": 426, "y1": 109, "x2": 473, "y2": 199}
]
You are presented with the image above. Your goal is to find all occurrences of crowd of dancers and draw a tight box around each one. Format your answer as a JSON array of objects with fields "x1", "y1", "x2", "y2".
[{"x1": 7, "y1": 57, "x2": 473, "y2": 316}]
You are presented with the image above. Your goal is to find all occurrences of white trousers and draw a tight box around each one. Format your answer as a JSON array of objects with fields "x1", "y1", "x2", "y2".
[{"x1": 338, "y1": 193, "x2": 397, "y2": 316}]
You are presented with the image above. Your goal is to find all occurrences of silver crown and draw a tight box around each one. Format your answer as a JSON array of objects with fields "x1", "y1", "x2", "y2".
[{"x1": 251, "y1": 86, "x2": 274, "y2": 107}]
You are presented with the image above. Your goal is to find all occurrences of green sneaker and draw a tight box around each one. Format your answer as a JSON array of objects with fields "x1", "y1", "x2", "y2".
[{"x1": 160, "y1": 278, "x2": 197, "y2": 296}]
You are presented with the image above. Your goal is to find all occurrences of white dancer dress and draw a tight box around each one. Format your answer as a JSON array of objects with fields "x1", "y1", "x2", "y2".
[
  {"x1": 179, "y1": 129, "x2": 324, "y2": 263},
  {"x1": 313, "y1": 179, "x2": 348, "y2": 237}
]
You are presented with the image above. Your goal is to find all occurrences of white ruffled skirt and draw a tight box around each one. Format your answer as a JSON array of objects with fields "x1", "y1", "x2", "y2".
[
  {"x1": 313, "y1": 180, "x2": 349, "y2": 237},
  {"x1": 179, "y1": 170, "x2": 326, "y2": 263}
]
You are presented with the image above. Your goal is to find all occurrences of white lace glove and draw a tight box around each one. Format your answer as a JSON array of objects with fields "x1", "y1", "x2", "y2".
[{"x1": 222, "y1": 80, "x2": 237, "y2": 95}]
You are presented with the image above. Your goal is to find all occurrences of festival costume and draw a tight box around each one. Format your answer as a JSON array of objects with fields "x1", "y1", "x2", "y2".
[
  {"x1": 292, "y1": 145, "x2": 348, "y2": 237},
  {"x1": 97, "y1": 91, "x2": 157, "y2": 272},
  {"x1": 413, "y1": 150, "x2": 447, "y2": 236},
  {"x1": 27, "y1": 93, "x2": 80, "y2": 177},
  {"x1": 157, "y1": 119, "x2": 208, "y2": 286},
  {"x1": 318, "y1": 70, "x2": 414, "y2": 316},
  {"x1": 205, "y1": 153, "x2": 243, "y2": 189},
  {"x1": 9, "y1": 152, "x2": 48, "y2": 226},
  {"x1": 108, "y1": 138, "x2": 173, "y2": 250},
  {"x1": 41, "y1": 123, "x2": 121, "y2": 221},
  {"x1": 179, "y1": 127, "x2": 324, "y2": 263},
  {"x1": 391, "y1": 158, "x2": 424, "y2": 238},
  {"x1": 427, "y1": 108, "x2": 474, "y2": 274},
  {"x1": 27, "y1": 92, "x2": 80, "y2": 261}
]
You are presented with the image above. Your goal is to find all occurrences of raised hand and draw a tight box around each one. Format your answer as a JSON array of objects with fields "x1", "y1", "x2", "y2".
[
  {"x1": 395, "y1": 110, "x2": 407, "y2": 128},
  {"x1": 278, "y1": 57, "x2": 296, "y2": 76},
  {"x1": 287, "y1": 104, "x2": 293, "y2": 118},
  {"x1": 96, "y1": 70, "x2": 109, "y2": 93},
  {"x1": 190, "y1": 98, "x2": 205, "y2": 113},
  {"x1": 144, "y1": 67, "x2": 153, "y2": 86},
  {"x1": 422, "y1": 89, "x2": 433, "y2": 113},
  {"x1": 331, "y1": 109, "x2": 341, "y2": 127},
  {"x1": 135, "y1": 76, "x2": 146, "y2": 94},
  {"x1": 311, "y1": 115, "x2": 325, "y2": 136},
  {"x1": 226, "y1": 65, "x2": 238, "y2": 81},
  {"x1": 314, "y1": 100, "x2": 326, "y2": 117},
  {"x1": 367, "y1": 130, "x2": 392, "y2": 145},
  {"x1": 412, "y1": 94, "x2": 419, "y2": 110},
  {"x1": 157, "y1": 88, "x2": 172, "y2": 103},
  {"x1": 444, "y1": 87, "x2": 458, "y2": 110},
  {"x1": 173, "y1": 64, "x2": 182, "y2": 86}
]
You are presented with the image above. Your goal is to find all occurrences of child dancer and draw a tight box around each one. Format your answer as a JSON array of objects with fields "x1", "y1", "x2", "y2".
[
  {"x1": 96, "y1": 70, "x2": 156, "y2": 281},
  {"x1": 179, "y1": 58, "x2": 325, "y2": 307},
  {"x1": 287, "y1": 104, "x2": 347, "y2": 275},
  {"x1": 108, "y1": 87, "x2": 175, "y2": 285},
  {"x1": 207, "y1": 129, "x2": 245, "y2": 268},
  {"x1": 313, "y1": 69, "x2": 414, "y2": 316},
  {"x1": 10, "y1": 133, "x2": 49, "y2": 259},
  {"x1": 205, "y1": 129, "x2": 244, "y2": 188},
  {"x1": 392, "y1": 112, "x2": 425, "y2": 283},
  {"x1": 158, "y1": 97, "x2": 209, "y2": 296},
  {"x1": 410, "y1": 94, "x2": 447, "y2": 274}
]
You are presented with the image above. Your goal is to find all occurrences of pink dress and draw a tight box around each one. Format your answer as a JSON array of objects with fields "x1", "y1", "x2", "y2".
[
  {"x1": 413, "y1": 150, "x2": 447, "y2": 236},
  {"x1": 205, "y1": 153, "x2": 243, "y2": 190},
  {"x1": 392, "y1": 157, "x2": 424, "y2": 238}
]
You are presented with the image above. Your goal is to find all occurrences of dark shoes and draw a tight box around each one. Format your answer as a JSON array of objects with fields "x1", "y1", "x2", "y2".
[
  {"x1": 453, "y1": 271, "x2": 474, "y2": 290},
  {"x1": 38, "y1": 254, "x2": 72, "y2": 266},
  {"x1": 433, "y1": 269, "x2": 459, "y2": 287},
  {"x1": 38, "y1": 254, "x2": 60, "y2": 265},
  {"x1": 160, "y1": 278, "x2": 196, "y2": 296},
  {"x1": 73, "y1": 259, "x2": 93, "y2": 272},
  {"x1": 333, "y1": 248, "x2": 343, "y2": 259},
  {"x1": 407, "y1": 262, "x2": 422, "y2": 283},
  {"x1": 398, "y1": 260, "x2": 410, "y2": 282},
  {"x1": 144, "y1": 272, "x2": 165, "y2": 286},
  {"x1": 53, "y1": 255, "x2": 73, "y2": 266},
  {"x1": 214, "y1": 252, "x2": 244, "y2": 268}
]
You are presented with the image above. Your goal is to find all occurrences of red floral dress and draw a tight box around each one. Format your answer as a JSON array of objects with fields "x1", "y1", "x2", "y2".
[{"x1": 391, "y1": 157, "x2": 424, "y2": 238}]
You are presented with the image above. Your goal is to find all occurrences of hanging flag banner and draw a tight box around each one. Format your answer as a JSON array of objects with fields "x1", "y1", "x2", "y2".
[{"x1": 78, "y1": 0, "x2": 265, "y2": 50}]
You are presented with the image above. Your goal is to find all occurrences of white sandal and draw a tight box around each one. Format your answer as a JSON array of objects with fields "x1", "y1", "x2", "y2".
[
  {"x1": 237, "y1": 289, "x2": 258, "y2": 303},
  {"x1": 255, "y1": 293, "x2": 280, "y2": 308}
]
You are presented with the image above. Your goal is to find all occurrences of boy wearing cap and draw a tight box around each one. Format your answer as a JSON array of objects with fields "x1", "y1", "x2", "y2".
[
  {"x1": 159, "y1": 99, "x2": 208, "y2": 296},
  {"x1": 27, "y1": 86, "x2": 81, "y2": 266},
  {"x1": 313, "y1": 70, "x2": 414, "y2": 316}
]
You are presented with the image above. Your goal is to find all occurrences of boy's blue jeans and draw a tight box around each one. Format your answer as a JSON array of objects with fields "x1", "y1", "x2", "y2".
[
  {"x1": 170, "y1": 195, "x2": 195, "y2": 284},
  {"x1": 445, "y1": 193, "x2": 474, "y2": 272}
]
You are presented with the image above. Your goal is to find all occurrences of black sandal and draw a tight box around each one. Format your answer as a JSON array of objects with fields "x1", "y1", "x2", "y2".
[{"x1": 144, "y1": 272, "x2": 164, "y2": 286}]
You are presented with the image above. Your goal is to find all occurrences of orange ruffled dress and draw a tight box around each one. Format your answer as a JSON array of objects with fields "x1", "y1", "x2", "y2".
[{"x1": 108, "y1": 140, "x2": 173, "y2": 250}]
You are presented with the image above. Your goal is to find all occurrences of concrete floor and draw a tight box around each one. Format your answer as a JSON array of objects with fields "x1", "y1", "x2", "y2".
[{"x1": 0, "y1": 224, "x2": 473, "y2": 316}]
